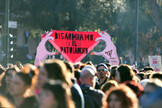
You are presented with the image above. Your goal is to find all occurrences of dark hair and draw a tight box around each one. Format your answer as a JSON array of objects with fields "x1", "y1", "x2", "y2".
[
  {"x1": 104, "y1": 62, "x2": 111, "y2": 67},
  {"x1": 64, "y1": 61, "x2": 74, "y2": 74},
  {"x1": 101, "y1": 80, "x2": 118, "y2": 93},
  {"x1": 150, "y1": 72, "x2": 162, "y2": 81},
  {"x1": 103, "y1": 85, "x2": 138, "y2": 108},
  {"x1": 144, "y1": 67, "x2": 154, "y2": 72},
  {"x1": 117, "y1": 64, "x2": 135, "y2": 83},
  {"x1": 74, "y1": 69, "x2": 81, "y2": 80},
  {"x1": 110, "y1": 65, "x2": 118, "y2": 80},
  {"x1": 85, "y1": 61, "x2": 93, "y2": 66},
  {"x1": 133, "y1": 69, "x2": 138, "y2": 74},
  {"x1": 16, "y1": 64, "x2": 37, "y2": 86},
  {"x1": 136, "y1": 72, "x2": 145, "y2": 80},
  {"x1": 43, "y1": 80, "x2": 75, "y2": 108},
  {"x1": 43, "y1": 59, "x2": 69, "y2": 85}
]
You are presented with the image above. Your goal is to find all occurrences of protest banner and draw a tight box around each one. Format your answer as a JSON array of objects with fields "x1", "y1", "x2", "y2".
[
  {"x1": 34, "y1": 30, "x2": 101, "y2": 65},
  {"x1": 148, "y1": 56, "x2": 162, "y2": 72},
  {"x1": 34, "y1": 30, "x2": 119, "y2": 66}
]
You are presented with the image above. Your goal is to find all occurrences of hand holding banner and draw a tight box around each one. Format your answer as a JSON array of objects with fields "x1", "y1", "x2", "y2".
[
  {"x1": 91, "y1": 31, "x2": 119, "y2": 65},
  {"x1": 34, "y1": 31, "x2": 58, "y2": 66}
]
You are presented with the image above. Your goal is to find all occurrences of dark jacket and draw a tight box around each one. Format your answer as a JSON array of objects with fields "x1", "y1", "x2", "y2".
[
  {"x1": 80, "y1": 84, "x2": 105, "y2": 108},
  {"x1": 71, "y1": 78, "x2": 84, "y2": 108}
]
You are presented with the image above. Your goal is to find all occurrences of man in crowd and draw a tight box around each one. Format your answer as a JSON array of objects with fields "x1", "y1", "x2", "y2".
[
  {"x1": 80, "y1": 66, "x2": 104, "y2": 108},
  {"x1": 96, "y1": 63, "x2": 110, "y2": 88}
]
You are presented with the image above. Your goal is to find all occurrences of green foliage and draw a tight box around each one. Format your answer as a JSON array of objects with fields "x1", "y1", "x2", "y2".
[{"x1": 1, "y1": 0, "x2": 161, "y2": 63}]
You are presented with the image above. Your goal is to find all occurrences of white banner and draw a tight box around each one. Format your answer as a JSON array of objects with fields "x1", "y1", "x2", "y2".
[{"x1": 148, "y1": 56, "x2": 162, "y2": 72}]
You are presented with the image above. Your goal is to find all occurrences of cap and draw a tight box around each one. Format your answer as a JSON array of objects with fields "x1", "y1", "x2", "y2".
[{"x1": 96, "y1": 63, "x2": 108, "y2": 70}]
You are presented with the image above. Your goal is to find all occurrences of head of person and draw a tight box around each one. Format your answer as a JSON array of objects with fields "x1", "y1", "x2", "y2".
[
  {"x1": 97, "y1": 63, "x2": 109, "y2": 79},
  {"x1": 80, "y1": 67, "x2": 97, "y2": 88},
  {"x1": 150, "y1": 72, "x2": 162, "y2": 81},
  {"x1": 37, "y1": 59, "x2": 69, "y2": 89},
  {"x1": 136, "y1": 72, "x2": 145, "y2": 81},
  {"x1": 5, "y1": 66, "x2": 19, "y2": 84},
  {"x1": 115, "y1": 64, "x2": 135, "y2": 83},
  {"x1": 9, "y1": 64, "x2": 38, "y2": 97},
  {"x1": 103, "y1": 85, "x2": 138, "y2": 108},
  {"x1": 101, "y1": 80, "x2": 118, "y2": 93},
  {"x1": 64, "y1": 61, "x2": 74, "y2": 80},
  {"x1": 85, "y1": 61, "x2": 94, "y2": 66},
  {"x1": 1, "y1": 66, "x2": 19, "y2": 91},
  {"x1": 144, "y1": 67, "x2": 154, "y2": 72},
  {"x1": 110, "y1": 65, "x2": 118, "y2": 80},
  {"x1": 40, "y1": 80, "x2": 75, "y2": 108}
]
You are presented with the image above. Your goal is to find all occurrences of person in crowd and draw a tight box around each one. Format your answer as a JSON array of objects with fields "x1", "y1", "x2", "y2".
[
  {"x1": 0, "y1": 95, "x2": 15, "y2": 108},
  {"x1": 74, "y1": 69, "x2": 81, "y2": 85},
  {"x1": 64, "y1": 61, "x2": 84, "y2": 108},
  {"x1": 115, "y1": 64, "x2": 135, "y2": 83},
  {"x1": 96, "y1": 63, "x2": 110, "y2": 88},
  {"x1": 36, "y1": 59, "x2": 69, "y2": 95},
  {"x1": 9, "y1": 64, "x2": 38, "y2": 108},
  {"x1": 101, "y1": 80, "x2": 118, "y2": 93},
  {"x1": 102, "y1": 85, "x2": 138, "y2": 108},
  {"x1": 80, "y1": 67, "x2": 104, "y2": 108},
  {"x1": 85, "y1": 61, "x2": 93, "y2": 66},
  {"x1": 143, "y1": 67, "x2": 154, "y2": 72},
  {"x1": 0, "y1": 66, "x2": 19, "y2": 97},
  {"x1": 136, "y1": 72, "x2": 145, "y2": 81},
  {"x1": 109, "y1": 65, "x2": 118, "y2": 80},
  {"x1": 149, "y1": 72, "x2": 162, "y2": 81},
  {"x1": 140, "y1": 79, "x2": 162, "y2": 108},
  {"x1": 40, "y1": 80, "x2": 75, "y2": 108}
]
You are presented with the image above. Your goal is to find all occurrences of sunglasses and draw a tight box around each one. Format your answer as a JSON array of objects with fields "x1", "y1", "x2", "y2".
[{"x1": 97, "y1": 69, "x2": 108, "y2": 72}]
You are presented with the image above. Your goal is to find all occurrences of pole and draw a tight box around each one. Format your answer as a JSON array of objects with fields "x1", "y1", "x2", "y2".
[
  {"x1": 135, "y1": 0, "x2": 139, "y2": 68},
  {"x1": 4, "y1": 0, "x2": 10, "y2": 67}
]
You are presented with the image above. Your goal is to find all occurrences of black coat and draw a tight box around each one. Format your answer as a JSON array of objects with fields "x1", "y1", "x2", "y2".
[{"x1": 80, "y1": 84, "x2": 105, "y2": 108}]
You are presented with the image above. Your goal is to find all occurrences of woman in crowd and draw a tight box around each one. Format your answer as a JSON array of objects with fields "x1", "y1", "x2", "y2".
[
  {"x1": 9, "y1": 64, "x2": 38, "y2": 108},
  {"x1": 102, "y1": 85, "x2": 138, "y2": 108},
  {"x1": 0, "y1": 66, "x2": 19, "y2": 96},
  {"x1": 40, "y1": 80, "x2": 75, "y2": 108},
  {"x1": 115, "y1": 64, "x2": 135, "y2": 83},
  {"x1": 36, "y1": 59, "x2": 71, "y2": 95}
]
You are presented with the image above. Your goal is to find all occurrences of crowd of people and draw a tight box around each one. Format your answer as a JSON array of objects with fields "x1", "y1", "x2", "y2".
[{"x1": 0, "y1": 59, "x2": 162, "y2": 108}]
